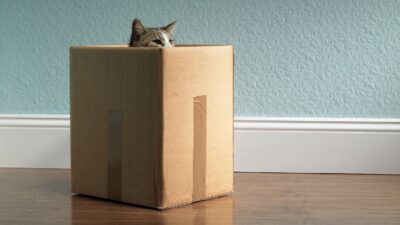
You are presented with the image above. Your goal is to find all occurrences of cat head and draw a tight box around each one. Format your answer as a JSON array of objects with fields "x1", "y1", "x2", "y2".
[{"x1": 129, "y1": 19, "x2": 176, "y2": 47}]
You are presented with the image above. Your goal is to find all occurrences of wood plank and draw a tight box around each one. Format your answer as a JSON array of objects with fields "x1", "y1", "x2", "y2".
[{"x1": 0, "y1": 169, "x2": 399, "y2": 225}]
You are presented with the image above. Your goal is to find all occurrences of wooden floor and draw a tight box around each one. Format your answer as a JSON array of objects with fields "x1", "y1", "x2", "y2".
[{"x1": 0, "y1": 169, "x2": 399, "y2": 225}]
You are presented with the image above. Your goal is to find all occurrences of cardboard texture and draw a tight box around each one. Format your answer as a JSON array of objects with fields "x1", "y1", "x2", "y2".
[{"x1": 70, "y1": 45, "x2": 233, "y2": 209}]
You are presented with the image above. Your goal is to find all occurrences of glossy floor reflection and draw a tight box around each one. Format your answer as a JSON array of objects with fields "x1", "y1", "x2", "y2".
[
  {"x1": 71, "y1": 194, "x2": 233, "y2": 225},
  {"x1": 1, "y1": 169, "x2": 400, "y2": 225}
]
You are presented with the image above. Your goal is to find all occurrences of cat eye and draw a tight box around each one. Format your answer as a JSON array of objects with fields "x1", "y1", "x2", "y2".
[{"x1": 153, "y1": 40, "x2": 162, "y2": 45}]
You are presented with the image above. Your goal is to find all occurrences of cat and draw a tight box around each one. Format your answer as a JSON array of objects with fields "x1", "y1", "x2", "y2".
[{"x1": 129, "y1": 19, "x2": 176, "y2": 47}]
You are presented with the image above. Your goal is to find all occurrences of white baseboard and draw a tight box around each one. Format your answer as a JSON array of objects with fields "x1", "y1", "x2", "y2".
[
  {"x1": 1, "y1": 115, "x2": 400, "y2": 174},
  {"x1": 235, "y1": 117, "x2": 400, "y2": 174},
  {"x1": 0, "y1": 115, "x2": 70, "y2": 168}
]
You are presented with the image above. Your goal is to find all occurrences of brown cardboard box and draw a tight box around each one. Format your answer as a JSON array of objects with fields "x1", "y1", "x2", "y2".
[{"x1": 70, "y1": 45, "x2": 233, "y2": 209}]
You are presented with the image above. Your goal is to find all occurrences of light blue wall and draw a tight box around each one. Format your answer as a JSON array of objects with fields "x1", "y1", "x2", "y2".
[{"x1": 1, "y1": 0, "x2": 399, "y2": 117}]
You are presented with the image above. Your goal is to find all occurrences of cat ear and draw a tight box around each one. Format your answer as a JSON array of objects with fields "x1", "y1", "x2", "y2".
[
  {"x1": 132, "y1": 19, "x2": 146, "y2": 34},
  {"x1": 163, "y1": 21, "x2": 177, "y2": 33}
]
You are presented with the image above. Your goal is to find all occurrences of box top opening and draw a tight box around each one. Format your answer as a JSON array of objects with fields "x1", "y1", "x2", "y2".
[{"x1": 70, "y1": 44, "x2": 232, "y2": 50}]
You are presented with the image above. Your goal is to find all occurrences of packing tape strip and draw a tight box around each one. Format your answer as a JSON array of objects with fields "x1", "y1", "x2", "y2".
[
  {"x1": 107, "y1": 111, "x2": 123, "y2": 201},
  {"x1": 193, "y1": 95, "x2": 207, "y2": 202}
]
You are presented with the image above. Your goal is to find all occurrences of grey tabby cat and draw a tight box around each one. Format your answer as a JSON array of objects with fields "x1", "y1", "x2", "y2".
[{"x1": 129, "y1": 19, "x2": 176, "y2": 47}]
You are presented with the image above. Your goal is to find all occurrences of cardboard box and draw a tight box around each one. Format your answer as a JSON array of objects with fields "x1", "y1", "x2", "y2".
[{"x1": 70, "y1": 45, "x2": 234, "y2": 209}]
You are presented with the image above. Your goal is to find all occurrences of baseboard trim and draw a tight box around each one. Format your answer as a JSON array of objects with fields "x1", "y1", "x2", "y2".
[
  {"x1": 234, "y1": 117, "x2": 400, "y2": 174},
  {"x1": 0, "y1": 115, "x2": 70, "y2": 168},
  {"x1": 235, "y1": 117, "x2": 400, "y2": 132},
  {"x1": 1, "y1": 115, "x2": 399, "y2": 174},
  {"x1": 0, "y1": 114, "x2": 70, "y2": 128}
]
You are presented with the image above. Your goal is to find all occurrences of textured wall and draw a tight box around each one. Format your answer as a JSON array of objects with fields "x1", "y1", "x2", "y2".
[{"x1": 1, "y1": 0, "x2": 399, "y2": 117}]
